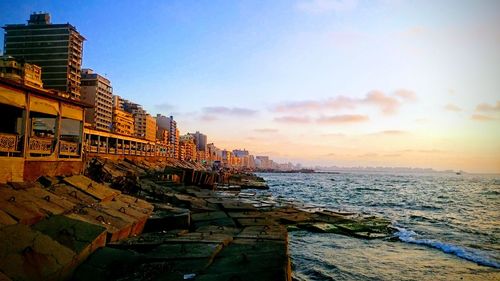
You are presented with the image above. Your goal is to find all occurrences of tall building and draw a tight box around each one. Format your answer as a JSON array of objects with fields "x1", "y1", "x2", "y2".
[
  {"x1": 80, "y1": 69, "x2": 113, "y2": 131},
  {"x1": 157, "y1": 114, "x2": 179, "y2": 159},
  {"x1": 3, "y1": 13, "x2": 85, "y2": 99},
  {"x1": 112, "y1": 108, "x2": 134, "y2": 136},
  {"x1": 189, "y1": 131, "x2": 207, "y2": 152},
  {"x1": 144, "y1": 114, "x2": 156, "y2": 141},
  {"x1": 179, "y1": 134, "x2": 197, "y2": 161},
  {"x1": 0, "y1": 56, "x2": 43, "y2": 88}
]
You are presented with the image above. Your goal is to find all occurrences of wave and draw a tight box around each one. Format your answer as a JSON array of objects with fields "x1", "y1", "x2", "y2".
[{"x1": 395, "y1": 227, "x2": 500, "y2": 269}]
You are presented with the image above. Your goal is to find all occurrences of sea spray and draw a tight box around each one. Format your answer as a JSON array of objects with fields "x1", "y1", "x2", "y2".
[{"x1": 395, "y1": 227, "x2": 500, "y2": 269}]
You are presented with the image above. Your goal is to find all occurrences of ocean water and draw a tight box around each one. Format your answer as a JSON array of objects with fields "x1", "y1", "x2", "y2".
[{"x1": 258, "y1": 172, "x2": 500, "y2": 281}]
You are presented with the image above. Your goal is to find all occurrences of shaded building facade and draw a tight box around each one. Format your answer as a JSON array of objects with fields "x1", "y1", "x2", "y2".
[{"x1": 3, "y1": 13, "x2": 85, "y2": 99}]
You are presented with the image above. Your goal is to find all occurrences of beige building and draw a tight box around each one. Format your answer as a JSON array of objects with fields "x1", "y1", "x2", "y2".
[
  {"x1": 145, "y1": 114, "x2": 156, "y2": 141},
  {"x1": 80, "y1": 69, "x2": 113, "y2": 131},
  {"x1": 0, "y1": 56, "x2": 43, "y2": 88},
  {"x1": 112, "y1": 108, "x2": 134, "y2": 136},
  {"x1": 179, "y1": 134, "x2": 197, "y2": 161}
]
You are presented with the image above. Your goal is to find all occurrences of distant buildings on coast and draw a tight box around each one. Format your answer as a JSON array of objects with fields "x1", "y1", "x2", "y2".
[{"x1": 0, "y1": 12, "x2": 296, "y2": 176}]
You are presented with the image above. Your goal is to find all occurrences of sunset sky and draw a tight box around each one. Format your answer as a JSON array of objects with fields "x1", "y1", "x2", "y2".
[{"x1": 1, "y1": 0, "x2": 499, "y2": 173}]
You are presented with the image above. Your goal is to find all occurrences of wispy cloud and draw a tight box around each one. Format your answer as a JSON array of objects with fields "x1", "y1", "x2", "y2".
[
  {"x1": 274, "y1": 116, "x2": 311, "y2": 123},
  {"x1": 273, "y1": 90, "x2": 415, "y2": 115},
  {"x1": 375, "y1": 130, "x2": 409, "y2": 135},
  {"x1": 444, "y1": 103, "x2": 462, "y2": 112},
  {"x1": 155, "y1": 102, "x2": 175, "y2": 112},
  {"x1": 317, "y1": 114, "x2": 369, "y2": 124},
  {"x1": 475, "y1": 101, "x2": 500, "y2": 112},
  {"x1": 471, "y1": 114, "x2": 497, "y2": 121},
  {"x1": 321, "y1": 133, "x2": 346, "y2": 137},
  {"x1": 296, "y1": 0, "x2": 358, "y2": 13},
  {"x1": 254, "y1": 128, "x2": 279, "y2": 133},
  {"x1": 199, "y1": 114, "x2": 218, "y2": 121},
  {"x1": 202, "y1": 106, "x2": 257, "y2": 116},
  {"x1": 394, "y1": 89, "x2": 417, "y2": 102},
  {"x1": 363, "y1": 90, "x2": 400, "y2": 115}
]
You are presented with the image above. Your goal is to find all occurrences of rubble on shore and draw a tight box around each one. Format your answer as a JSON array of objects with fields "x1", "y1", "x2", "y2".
[{"x1": 0, "y1": 157, "x2": 394, "y2": 281}]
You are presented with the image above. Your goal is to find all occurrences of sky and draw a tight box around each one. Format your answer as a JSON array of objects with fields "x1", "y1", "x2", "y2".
[{"x1": 1, "y1": 0, "x2": 499, "y2": 173}]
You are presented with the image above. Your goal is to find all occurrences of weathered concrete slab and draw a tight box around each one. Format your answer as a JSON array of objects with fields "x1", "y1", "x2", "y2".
[
  {"x1": 191, "y1": 211, "x2": 229, "y2": 222},
  {"x1": 236, "y1": 217, "x2": 279, "y2": 227},
  {"x1": 63, "y1": 175, "x2": 120, "y2": 202},
  {"x1": 162, "y1": 232, "x2": 233, "y2": 246},
  {"x1": 33, "y1": 215, "x2": 107, "y2": 265},
  {"x1": 144, "y1": 207, "x2": 190, "y2": 232},
  {"x1": 116, "y1": 194, "x2": 154, "y2": 214},
  {"x1": 196, "y1": 239, "x2": 290, "y2": 281},
  {"x1": 66, "y1": 207, "x2": 132, "y2": 242},
  {"x1": 98, "y1": 200, "x2": 149, "y2": 236},
  {"x1": 193, "y1": 217, "x2": 237, "y2": 229},
  {"x1": 195, "y1": 225, "x2": 241, "y2": 236},
  {"x1": 237, "y1": 225, "x2": 288, "y2": 241},
  {"x1": 221, "y1": 201, "x2": 258, "y2": 211},
  {"x1": 0, "y1": 224, "x2": 76, "y2": 281},
  {"x1": 72, "y1": 247, "x2": 145, "y2": 281},
  {"x1": 21, "y1": 187, "x2": 75, "y2": 215},
  {"x1": 7, "y1": 181, "x2": 41, "y2": 190},
  {"x1": 47, "y1": 183, "x2": 98, "y2": 206},
  {"x1": 148, "y1": 242, "x2": 223, "y2": 260},
  {"x1": 0, "y1": 187, "x2": 45, "y2": 225},
  {"x1": 108, "y1": 230, "x2": 189, "y2": 251},
  {"x1": 0, "y1": 209, "x2": 16, "y2": 226},
  {"x1": 227, "y1": 211, "x2": 265, "y2": 219}
]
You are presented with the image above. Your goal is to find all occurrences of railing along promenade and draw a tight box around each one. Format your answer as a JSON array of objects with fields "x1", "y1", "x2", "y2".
[{"x1": 83, "y1": 128, "x2": 169, "y2": 158}]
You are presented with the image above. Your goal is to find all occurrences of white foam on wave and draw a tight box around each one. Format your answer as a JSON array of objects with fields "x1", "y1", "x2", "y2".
[{"x1": 394, "y1": 227, "x2": 500, "y2": 269}]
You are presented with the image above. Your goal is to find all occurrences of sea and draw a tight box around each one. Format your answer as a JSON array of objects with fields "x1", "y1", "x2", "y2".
[{"x1": 257, "y1": 172, "x2": 500, "y2": 281}]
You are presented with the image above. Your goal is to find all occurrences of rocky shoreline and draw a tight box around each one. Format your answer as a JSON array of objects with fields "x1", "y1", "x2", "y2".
[{"x1": 0, "y1": 157, "x2": 394, "y2": 281}]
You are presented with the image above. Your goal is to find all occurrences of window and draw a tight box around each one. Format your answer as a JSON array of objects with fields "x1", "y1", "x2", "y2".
[
  {"x1": 60, "y1": 118, "x2": 82, "y2": 143},
  {"x1": 30, "y1": 112, "x2": 56, "y2": 138}
]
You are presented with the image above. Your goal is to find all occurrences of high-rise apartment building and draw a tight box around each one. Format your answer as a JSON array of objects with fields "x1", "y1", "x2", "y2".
[
  {"x1": 3, "y1": 13, "x2": 85, "y2": 99},
  {"x1": 189, "y1": 131, "x2": 207, "y2": 152},
  {"x1": 157, "y1": 114, "x2": 179, "y2": 159},
  {"x1": 80, "y1": 69, "x2": 113, "y2": 131}
]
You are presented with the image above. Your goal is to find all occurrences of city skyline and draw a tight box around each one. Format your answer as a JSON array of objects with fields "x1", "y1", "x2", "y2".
[{"x1": 1, "y1": 0, "x2": 499, "y2": 173}]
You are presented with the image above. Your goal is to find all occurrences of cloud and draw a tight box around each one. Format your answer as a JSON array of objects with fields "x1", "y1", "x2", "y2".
[
  {"x1": 317, "y1": 114, "x2": 369, "y2": 124},
  {"x1": 394, "y1": 89, "x2": 417, "y2": 102},
  {"x1": 475, "y1": 101, "x2": 500, "y2": 112},
  {"x1": 254, "y1": 128, "x2": 279, "y2": 133},
  {"x1": 155, "y1": 102, "x2": 175, "y2": 112},
  {"x1": 471, "y1": 114, "x2": 497, "y2": 121},
  {"x1": 400, "y1": 149, "x2": 446, "y2": 154},
  {"x1": 444, "y1": 103, "x2": 462, "y2": 112},
  {"x1": 274, "y1": 116, "x2": 311, "y2": 123},
  {"x1": 202, "y1": 106, "x2": 257, "y2": 116},
  {"x1": 274, "y1": 96, "x2": 356, "y2": 112},
  {"x1": 358, "y1": 153, "x2": 378, "y2": 158},
  {"x1": 296, "y1": 0, "x2": 358, "y2": 13},
  {"x1": 199, "y1": 114, "x2": 218, "y2": 121},
  {"x1": 273, "y1": 90, "x2": 414, "y2": 115},
  {"x1": 321, "y1": 133, "x2": 345, "y2": 137},
  {"x1": 374, "y1": 130, "x2": 409, "y2": 136}
]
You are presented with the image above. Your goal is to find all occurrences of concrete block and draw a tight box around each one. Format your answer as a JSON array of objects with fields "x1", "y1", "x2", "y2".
[
  {"x1": 0, "y1": 224, "x2": 76, "y2": 281},
  {"x1": 33, "y1": 215, "x2": 107, "y2": 266},
  {"x1": 63, "y1": 175, "x2": 120, "y2": 202}
]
